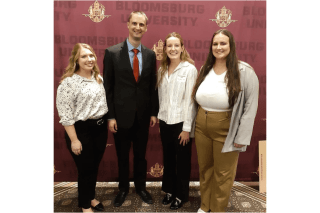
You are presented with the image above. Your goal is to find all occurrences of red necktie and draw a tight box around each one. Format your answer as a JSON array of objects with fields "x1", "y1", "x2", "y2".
[{"x1": 132, "y1": 49, "x2": 139, "y2": 82}]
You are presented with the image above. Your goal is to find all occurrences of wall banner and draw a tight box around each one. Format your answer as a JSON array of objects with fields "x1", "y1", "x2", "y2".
[{"x1": 54, "y1": 0, "x2": 266, "y2": 182}]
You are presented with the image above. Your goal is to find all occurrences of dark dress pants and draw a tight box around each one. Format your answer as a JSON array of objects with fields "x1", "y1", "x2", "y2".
[
  {"x1": 65, "y1": 116, "x2": 108, "y2": 209},
  {"x1": 113, "y1": 112, "x2": 150, "y2": 192},
  {"x1": 159, "y1": 120, "x2": 192, "y2": 202}
]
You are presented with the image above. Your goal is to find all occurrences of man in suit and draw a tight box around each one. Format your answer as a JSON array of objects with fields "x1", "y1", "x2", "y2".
[{"x1": 103, "y1": 11, "x2": 158, "y2": 207}]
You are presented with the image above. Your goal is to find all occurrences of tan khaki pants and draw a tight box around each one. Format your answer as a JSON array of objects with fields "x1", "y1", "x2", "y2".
[{"x1": 195, "y1": 107, "x2": 239, "y2": 212}]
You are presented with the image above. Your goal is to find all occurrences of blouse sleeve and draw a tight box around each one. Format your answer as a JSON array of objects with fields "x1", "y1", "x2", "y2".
[
  {"x1": 182, "y1": 65, "x2": 198, "y2": 132},
  {"x1": 56, "y1": 79, "x2": 76, "y2": 126}
]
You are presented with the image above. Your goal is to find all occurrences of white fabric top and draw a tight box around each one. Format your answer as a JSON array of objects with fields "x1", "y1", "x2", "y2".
[
  {"x1": 56, "y1": 73, "x2": 108, "y2": 126},
  {"x1": 157, "y1": 61, "x2": 197, "y2": 132},
  {"x1": 195, "y1": 68, "x2": 231, "y2": 112}
]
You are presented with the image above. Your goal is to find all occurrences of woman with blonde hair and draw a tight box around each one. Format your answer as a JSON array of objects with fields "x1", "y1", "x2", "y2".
[
  {"x1": 192, "y1": 29, "x2": 259, "y2": 212},
  {"x1": 157, "y1": 32, "x2": 197, "y2": 210},
  {"x1": 56, "y1": 43, "x2": 108, "y2": 212}
]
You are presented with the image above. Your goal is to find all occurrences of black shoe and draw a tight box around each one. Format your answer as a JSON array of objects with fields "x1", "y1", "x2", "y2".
[
  {"x1": 113, "y1": 191, "x2": 128, "y2": 207},
  {"x1": 162, "y1": 193, "x2": 174, "y2": 205},
  {"x1": 91, "y1": 202, "x2": 104, "y2": 211},
  {"x1": 170, "y1": 198, "x2": 183, "y2": 210},
  {"x1": 137, "y1": 190, "x2": 153, "y2": 204}
]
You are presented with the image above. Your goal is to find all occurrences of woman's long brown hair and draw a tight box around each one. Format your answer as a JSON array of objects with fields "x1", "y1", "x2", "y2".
[
  {"x1": 156, "y1": 32, "x2": 194, "y2": 88},
  {"x1": 60, "y1": 43, "x2": 102, "y2": 84},
  {"x1": 191, "y1": 29, "x2": 241, "y2": 108}
]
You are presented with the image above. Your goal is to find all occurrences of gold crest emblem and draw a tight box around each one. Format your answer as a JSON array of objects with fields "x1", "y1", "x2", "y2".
[
  {"x1": 54, "y1": 165, "x2": 61, "y2": 174},
  {"x1": 147, "y1": 163, "x2": 164, "y2": 177},
  {"x1": 83, "y1": 0, "x2": 111, "y2": 23},
  {"x1": 152, "y1": 39, "x2": 164, "y2": 61},
  {"x1": 209, "y1": 6, "x2": 237, "y2": 28},
  {"x1": 106, "y1": 144, "x2": 113, "y2": 147}
]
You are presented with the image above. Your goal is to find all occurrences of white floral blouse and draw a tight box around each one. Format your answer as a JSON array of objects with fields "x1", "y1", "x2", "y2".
[{"x1": 56, "y1": 73, "x2": 108, "y2": 126}]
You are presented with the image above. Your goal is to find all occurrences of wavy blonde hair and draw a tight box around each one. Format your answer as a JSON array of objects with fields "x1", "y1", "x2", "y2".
[
  {"x1": 60, "y1": 43, "x2": 102, "y2": 84},
  {"x1": 156, "y1": 32, "x2": 194, "y2": 88}
]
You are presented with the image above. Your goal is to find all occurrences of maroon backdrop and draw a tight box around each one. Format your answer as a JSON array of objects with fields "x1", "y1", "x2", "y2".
[{"x1": 54, "y1": 0, "x2": 266, "y2": 182}]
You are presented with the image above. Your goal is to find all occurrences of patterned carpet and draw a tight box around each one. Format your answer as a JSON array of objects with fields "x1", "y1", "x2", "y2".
[{"x1": 54, "y1": 182, "x2": 266, "y2": 212}]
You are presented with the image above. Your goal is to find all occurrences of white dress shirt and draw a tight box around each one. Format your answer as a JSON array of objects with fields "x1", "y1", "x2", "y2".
[
  {"x1": 56, "y1": 73, "x2": 108, "y2": 126},
  {"x1": 157, "y1": 61, "x2": 197, "y2": 132},
  {"x1": 196, "y1": 68, "x2": 231, "y2": 112}
]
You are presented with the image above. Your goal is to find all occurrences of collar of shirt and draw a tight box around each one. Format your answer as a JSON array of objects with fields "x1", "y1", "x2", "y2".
[
  {"x1": 73, "y1": 72, "x2": 95, "y2": 83},
  {"x1": 126, "y1": 38, "x2": 143, "y2": 74},
  {"x1": 168, "y1": 61, "x2": 189, "y2": 72},
  {"x1": 165, "y1": 61, "x2": 189, "y2": 80},
  {"x1": 126, "y1": 38, "x2": 141, "y2": 53}
]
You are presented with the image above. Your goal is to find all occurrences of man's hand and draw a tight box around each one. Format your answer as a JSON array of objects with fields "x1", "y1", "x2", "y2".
[
  {"x1": 108, "y1": 119, "x2": 118, "y2": 133},
  {"x1": 150, "y1": 116, "x2": 157, "y2": 127}
]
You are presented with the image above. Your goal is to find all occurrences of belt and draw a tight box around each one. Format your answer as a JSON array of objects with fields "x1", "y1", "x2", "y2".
[{"x1": 86, "y1": 117, "x2": 105, "y2": 126}]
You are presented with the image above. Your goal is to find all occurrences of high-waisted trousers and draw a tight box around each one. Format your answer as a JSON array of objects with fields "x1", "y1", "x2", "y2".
[
  {"x1": 159, "y1": 120, "x2": 192, "y2": 202},
  {"x1": 195, "y1": 107, "x2": 239, "y2": 212},
  {"x1": 65, "y1": 115, "x2": 108, "y2": 209}
]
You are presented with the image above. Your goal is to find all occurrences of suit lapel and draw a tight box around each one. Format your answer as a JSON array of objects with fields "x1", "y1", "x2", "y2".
[
  {"x1": 139, "y1": 45, "x2": 147, "y2": 84},
  {"x1": 120, "y1": 40, "x2": 137, "y2": 83}
]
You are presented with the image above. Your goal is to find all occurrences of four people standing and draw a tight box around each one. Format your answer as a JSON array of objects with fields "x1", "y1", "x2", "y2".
[
  {"x1": 157, "y1": 32, "x2": 197, "y2": 210},
  {"x1": 56, "y1": 10, "x2": 259, "y2": 213}
]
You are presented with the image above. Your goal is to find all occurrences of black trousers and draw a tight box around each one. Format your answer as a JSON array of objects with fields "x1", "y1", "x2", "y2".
[
  {"x1": 113, "y1": 112, "x2": 150, "y2": 192},
  {"x1": 65, "y1": 115, "x2": 108, "y2": 209},
  {"x1": 159, "y1": 120, "x2": 192, "y2": 202}
]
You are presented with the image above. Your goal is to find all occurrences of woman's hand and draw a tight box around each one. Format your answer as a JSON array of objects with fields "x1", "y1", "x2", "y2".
[
  {"x1": 234, "y1": 143, "x2": 245, "y2": 148},
  {"x1": 64, "y1": 125, "x2": 82, "y2": 155},
  {"x1": 71, "y1": 140, "x2": 82, "y2": 155},
  {"x1": 178, "y1": 131, "x2": 190, "y2": 146}
]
